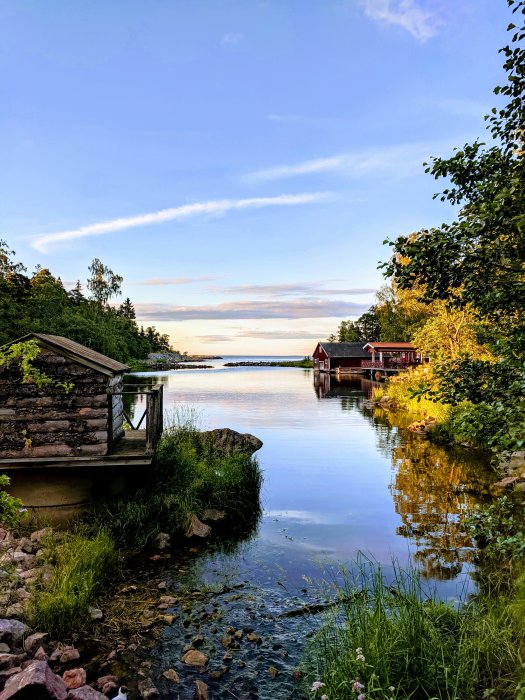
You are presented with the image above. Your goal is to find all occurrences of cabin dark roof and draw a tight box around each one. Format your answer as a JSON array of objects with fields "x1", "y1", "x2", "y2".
[
  {"x1": 8, "y1": 333, "x2": 130, "y2": 375},
  {"x1": 318, "y1": 342, "x2": 371, "y2": 358}
]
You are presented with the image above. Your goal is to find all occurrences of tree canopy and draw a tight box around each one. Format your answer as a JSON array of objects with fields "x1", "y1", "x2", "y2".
[
  {"x1": 379, "y1": 0, "x2": 525, "y2": 453},
  {"x1": 0, "y1": 242, "x2": 172, "y2": 362}
]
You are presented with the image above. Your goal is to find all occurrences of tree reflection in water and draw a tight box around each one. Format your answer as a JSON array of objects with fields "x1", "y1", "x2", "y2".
[
  {"x1": 315, "y1": 372, "x2": 496, "y2": 581},
  {"x1": 379, "y1": 409, "x2": 494, "y2": 580}
]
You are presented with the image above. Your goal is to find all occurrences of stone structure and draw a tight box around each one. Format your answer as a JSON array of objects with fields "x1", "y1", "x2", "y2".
[{"x1": 0, "y1": 334, "x2": 129, "y2": 460}]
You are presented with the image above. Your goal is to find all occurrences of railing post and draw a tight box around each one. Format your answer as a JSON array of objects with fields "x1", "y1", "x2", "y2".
[{"x1": 145, "y1": 386, "x2": 164, "y2": 455}]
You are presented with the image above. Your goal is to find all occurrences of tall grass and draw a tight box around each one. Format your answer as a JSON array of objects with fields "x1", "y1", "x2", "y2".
[
  {"x1": 30, "y1": 528, "x2": 118, "y2": 638},
  {"x1": 101, "y1": 411, "x2": 263, "y2": 549},
  {"x1": 306, "y1": 558, "x2": 522, "y2": 700}
]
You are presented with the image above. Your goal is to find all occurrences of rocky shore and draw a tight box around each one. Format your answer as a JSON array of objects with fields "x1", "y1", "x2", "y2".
[
  {"x1": 0, "y1": 526, "x2": 131, "y2": 699},
  {"x1": 0, "y1": 428, "x2": 266, "y2": 699}
]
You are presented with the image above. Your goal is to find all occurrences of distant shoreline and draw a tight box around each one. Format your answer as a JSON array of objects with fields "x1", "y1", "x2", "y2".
[{"x1": 224, "y1": 359, "x2": 313, "y2": 368}]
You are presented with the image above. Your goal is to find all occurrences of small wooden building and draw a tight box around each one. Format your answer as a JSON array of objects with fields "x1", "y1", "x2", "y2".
[
  {"x1": 312, "y1": 342, "x2": 371, "y2": 373},
  {"x1": 362, "y1": 342, "x2": 420, "y2": 371},
  {"x1": 0, "y1": 333, "x2": 163, "y2": 466}
]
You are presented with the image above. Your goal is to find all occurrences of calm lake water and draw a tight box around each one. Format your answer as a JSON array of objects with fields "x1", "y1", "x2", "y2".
[{"x1": 126, "y1": 358, "x2": 496, "y2": 699}]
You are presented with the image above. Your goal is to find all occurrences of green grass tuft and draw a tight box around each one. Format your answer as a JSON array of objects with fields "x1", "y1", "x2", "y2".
[
  {"x1": 30, "y1": 528, "x2": 118, "y2": 638},
  {"x1": 305, "y1": 558, "x2": 522, "y2": 700}
]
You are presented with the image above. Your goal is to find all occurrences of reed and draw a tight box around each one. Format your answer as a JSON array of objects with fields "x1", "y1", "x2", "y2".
[{"x1": 305, "y1": 558, "x2": 522, "y2": 700}]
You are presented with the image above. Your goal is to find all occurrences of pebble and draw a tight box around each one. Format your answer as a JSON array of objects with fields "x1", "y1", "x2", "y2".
[
  {"x1": 195, "y1": 679, "x2": 209, "y2": 700},
  {"x1": 162, "y1": 668, "x2": 179, "y2": 683},
  {"x1": 182, "y1": 649, "x2": 208, "y2": 666}
]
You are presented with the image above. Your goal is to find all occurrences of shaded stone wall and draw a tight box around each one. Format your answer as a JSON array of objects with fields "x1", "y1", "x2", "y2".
[{"x1": 0, "y1": 346, "x2": 118, "y2": 459}]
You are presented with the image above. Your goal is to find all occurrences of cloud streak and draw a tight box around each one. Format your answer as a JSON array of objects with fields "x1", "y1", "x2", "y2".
[
  {"x1": 135, "y1": 275, "x2": 218, "y2": 286},
  {"x1": 134, "y1": 298, "x2": 370, "y2": 321},
  {"x1": 359, "y1": 0, "x2": 441, "y2": 42},
  {"x1": 244, "y1": 141, "x2": 447, "y2": 183},
  {"x1": 216, "y1": 283, "x2": 376, "y2": 297},
  {"x1": 196, "y1": 329, "x2": 326, "y2": 343},
  {"x1": 32, "y1": 192, "x2": 333, "y2": 252}
]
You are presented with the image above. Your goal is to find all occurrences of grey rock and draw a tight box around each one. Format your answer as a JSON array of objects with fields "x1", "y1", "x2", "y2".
[
  {"x1": 185, "y1": 515, "x2": 211, "y2": 539},
  {"x1": 0, "y1": 659, "x2": 68, "y2": 699},
  {"x1": 0, "y1": 654, "x2": 25, "y2": 671},
  {"x1": 200, "y1": 428, "x2": 263, "y2": 456},
  {"x1": 5, "y1": 604, "x2": 24, "y2": 619},
  {"x1": 88, "y1": 607, "x2": 103, "y2": 621},
  {"x1": 153, "y1": 533, "x2": 171, "y2": 551},
  {"x1": 30, "y1": 528, "x2": 52, "y2": 543},
  {"x1": 24, "y1": 632, "x2": 49, "y2": 655},
  {"x1": 0, "y1": 619, "x2": 27, "y2": 645}
]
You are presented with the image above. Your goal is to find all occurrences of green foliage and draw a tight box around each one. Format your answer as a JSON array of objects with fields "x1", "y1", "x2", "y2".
[
  {"x1": 0, "y1": 475, "x2": 24, "y2": 529},
  {"x1": 0, "y1": 340, "x2": 52, "y2": 388},
  {"x1": 373, "y1": 366, "x2": 450, "y2": 423},
  {"x1": 467, "y1": 497, "x2": 525, "y2": 566},
  {"x1": 30, "y1": 528, "x2": 118, "y2": 638},
  {"x1": 0, "y1": 241, "x2": 172, "y2": 361},
  {"x1": 306, "y1": 559, "x2": 522, "y2": 700},
  {"x1": 378, "y1": 4, "x2": 525, "y2": 453},
  {"x1": 87, "y1": 258, "x2": 123, "y2": 305},
  {"x1": 335, "y1": 309, "x2": 382, "y2": 343}
]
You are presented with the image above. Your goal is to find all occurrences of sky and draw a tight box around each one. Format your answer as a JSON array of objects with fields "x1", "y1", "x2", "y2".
[{"x1": 0, "y1": 0, "x2": 514, "y2": 354}]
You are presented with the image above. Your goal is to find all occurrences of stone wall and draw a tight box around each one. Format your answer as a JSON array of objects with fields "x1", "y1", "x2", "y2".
[{"x1": 0, "y1": 346, "x2": 118, "y2": 459}]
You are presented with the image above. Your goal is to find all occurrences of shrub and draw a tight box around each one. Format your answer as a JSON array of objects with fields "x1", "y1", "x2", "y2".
[
  {"x1": 0, "y1": 475, "x2": 25, "y2": 529},
  {"x1": 101, "y1": 419, "x2": 262, "y2": 549}
]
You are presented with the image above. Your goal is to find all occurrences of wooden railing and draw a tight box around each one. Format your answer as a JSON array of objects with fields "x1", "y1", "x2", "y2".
[
  {"x1": 107, "y1": 385, "x2": 164, "y2": 454},
  {"x1": 362, "y1": 360, "x2": 411, "y2": 370}
]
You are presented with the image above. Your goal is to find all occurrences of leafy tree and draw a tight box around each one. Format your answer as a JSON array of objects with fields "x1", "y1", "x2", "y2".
[
  {"x1": 381, "y1": 0, "x2": 525, "y2": 337},
  {"x1": 87, "y1": 258, "x2": 123, "y2": 305},
  {"x1": 380, "y1": 0, "x2": 525, "y2": 453},
  {"x1": 0, "y1": 243, "x2": 174, "y2": 362},
  {"x1": 375, "y1": 284, "x2": 432, "y2": 342},
  {"x1": 412, "y1": 302, "x2": 489, "y2": 361},
  {"x1": 68, "y1": 281, "x2": 85, "y2": 306}
]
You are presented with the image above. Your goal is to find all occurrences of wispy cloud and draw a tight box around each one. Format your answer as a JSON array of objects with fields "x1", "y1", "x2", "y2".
[
  {"x1": 135, "y1": 275, "x2": 218, "y2": 286},
  {"x1": 134, "y1": 298, "x2": 369, "y2": 321},
  {"x1": 216, "y1": 282, "x2": 376, "y2": 297},
  {"x1": 221, "y1": 32, "x2": 244, "y2": 46},
  {"x1": 32, "y1": 193, "x2": 333, "y2": 252},
  {"x1": 244, "y1": 142, "x2": 446, "y2": 183},
  {"x1": 359, "y1": 0, "x2": 441, "y2": 42},
  {"x1": 196, "y1": 329, "x2": 326, "y2": 343}
]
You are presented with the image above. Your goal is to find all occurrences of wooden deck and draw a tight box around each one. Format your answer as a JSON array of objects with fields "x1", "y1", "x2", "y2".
[{"x1": 0, "y1": 430, "x2": 153, "y2": 470}]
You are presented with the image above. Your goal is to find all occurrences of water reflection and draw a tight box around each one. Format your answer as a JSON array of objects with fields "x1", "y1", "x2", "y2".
[
  {"x1": 127, "y1": 363, "x2": 496, "y2": 588},
  {"x1": 388, "y1": 436, "x2": 493, "y2": 580},
  {"x1": 124, "y1": 363, "x2": 501, "y2": 699},
  {"x1": 312, "y1": 374, "x2": 495, "y2": 581}
]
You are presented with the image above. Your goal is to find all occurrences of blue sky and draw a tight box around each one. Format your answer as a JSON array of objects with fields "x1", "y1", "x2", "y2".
[{"x1": 0, "y1": 0, "x2": 512, "y2": 354}]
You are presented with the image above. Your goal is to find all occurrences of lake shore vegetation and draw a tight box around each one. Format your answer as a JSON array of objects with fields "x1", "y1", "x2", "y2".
[
  {"x1": 20, "y1": 414, "x2": 263, "y2": 638},
  {"x1": 305, "y1": 554, "x2": 524, "y2": 700}
]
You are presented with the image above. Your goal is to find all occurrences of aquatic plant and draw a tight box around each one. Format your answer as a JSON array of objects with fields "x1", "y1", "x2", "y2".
[{"x1": 305, "y1": 558, "x2": 522, "y2": 700}]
